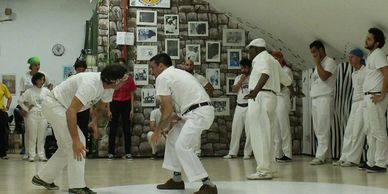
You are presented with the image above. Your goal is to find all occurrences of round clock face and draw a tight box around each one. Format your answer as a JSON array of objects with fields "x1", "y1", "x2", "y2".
[{"x1": 52, "y1": 44, "x2": 65, "y2": 56}]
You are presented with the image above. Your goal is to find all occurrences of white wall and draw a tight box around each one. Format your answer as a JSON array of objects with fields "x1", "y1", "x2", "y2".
[{"x1": 0, "y1": 0, "x2": 96, "y2": 108}]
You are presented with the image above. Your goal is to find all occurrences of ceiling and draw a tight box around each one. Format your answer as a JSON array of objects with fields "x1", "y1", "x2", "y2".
[{"x1": 207, "y1": 0, "x2": 388, "y2": 70}]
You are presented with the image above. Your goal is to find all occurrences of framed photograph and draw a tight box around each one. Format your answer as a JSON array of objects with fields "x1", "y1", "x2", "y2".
[
  {"x1": 141, "y1": 88, "x2": 156, "y2": 107},
  {"x1": 164, "y1": 15, "x2": 179, "y2": 35},
  {"x1": 136, "y1": 10, "x2": 157, "y2": 26},
  {"x1": 226, "y1": 77, "x2": 237, "y2": 95},
  {"x1": 185, "y1": 44, "x2": 201, "y2": 65},
  {"x1": 206, "y1": 68, "x2": 221, "y2": 89},
  {"x1": 165, "y1": 39, "x2": 180, "y2": 60},
  {"x1": 137, "y1": 45, "x2": 158, "y2": 61},
  {"x1": 1, "y1": 75, "x2": 16, "y2": 94},
  {"x1": 136, "y1": 27, "x2": 157, "y2": 42},
  {"x1": 227, "y1": 49, "x2": 242, "y2": 69},
  {"x1": 206, "y1": 41, "x2": 221, "y2": 62},
  {"x1": 211, "y1": 98, "x2": 230, "y2": 116},
  {"x1": 133, "y1": 64, "x2": 149, "y2": 85},
  {"x1": 223, "y1": 29, "x2": 246, "y2": 46},
  {"x1": 63, "y1": 66, "x2": 74, "y2": 80},
  {"x1": 130, "y1": 0, "x2": 171, "y2": 9},
  {"x1": 188, "y1": 21, "x2": 208, "y2": 36}
]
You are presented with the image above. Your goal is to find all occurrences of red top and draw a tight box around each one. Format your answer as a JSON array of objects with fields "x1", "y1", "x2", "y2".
[{"x1": 112, "y1": 75, "x2": 137, "y2": 101}]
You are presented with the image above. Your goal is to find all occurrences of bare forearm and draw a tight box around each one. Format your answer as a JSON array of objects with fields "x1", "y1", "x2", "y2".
[
  {"x1": 252, "y1": 74, "x2": 269, "y2": 92},
  {"x1": 381, "y1": 75, "x2": 388, "y2": 98},
  {"x1": 316, "y1": 63, "x2": 331, "y2": 81},
  {"x1": 66, "y1": 108, "x2": 80, "y2": 142}
]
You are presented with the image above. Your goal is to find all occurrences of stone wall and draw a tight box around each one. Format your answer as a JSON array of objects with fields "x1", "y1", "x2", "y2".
[{"x1": 96, "y1": 0, "x2": 303, "y2": 157}]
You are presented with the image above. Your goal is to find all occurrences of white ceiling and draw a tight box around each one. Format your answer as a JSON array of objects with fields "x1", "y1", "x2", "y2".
[{"x1": 207, "y1": 0, "x2": 388, "y2": 70}]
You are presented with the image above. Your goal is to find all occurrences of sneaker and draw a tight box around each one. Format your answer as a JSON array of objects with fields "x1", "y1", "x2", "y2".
[
  {"x1": 29, "y1": 157, "x2": 35, "y2": 162},
  {"x1": 247, "y1": 172, "x2": 273, "y2": 180},
  {"x1": 276, "y1": 155, "x2": 292, "y2": 162},
  {"x1": 366, "y1": 165, "x2": 387, "y2": 173},
  {"x1": 358, "y1": 162, "x2": 368, "y2": 170},
  {"x1": 309, "y1": 158, "x2": 325, "y2": 165},
  {"x1": 22, "y1": 154, "x2": 29, "y2": 160},
  {"x1": 156, "y1": 178, "x2": 185, "y2": 190},
  {"x1": 243, "y1": 155, "x2": 251, "y2": 160},
  {"x1": 107, "y1": 154, "x2": 114, "y2": 160},
  {"x1": 194, "y1": 184, "x2": 218, "y2": 194},
  {"x1": 39, "y1": 157, "x2": 48, "y2": 162},
  {"x1": 32, "y1": 175, "x2": 59, "y2": 190},
  {"x1": 68, "y1": 187, "x2": 96, "y2": 194},
  {"x1": 123, "y1": 154, "x2": 133, "y2": 160},
  {"x1": 223, "y1": 155, "x2": 236, "y2": 159},
  {"x1": 150, "y1": 153, "x2": 157, "y2": 160},
  {"x1": 1, "y1": 156, "x2": 9, "y2": 159},
  {"x1": 332, "y1": 160, "x2": 344, "y2": 166},
  {"x1": 341, "y1": 161, "x2": 357, "y2": 167}
]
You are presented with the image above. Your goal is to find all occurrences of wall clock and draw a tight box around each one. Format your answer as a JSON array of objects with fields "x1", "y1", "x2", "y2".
[{"x1": 52, "y1": 44, "x2": 65, "y2": 56}]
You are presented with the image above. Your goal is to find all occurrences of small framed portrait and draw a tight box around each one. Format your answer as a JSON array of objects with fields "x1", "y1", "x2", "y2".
[
  {"x1": 63, "y1": 66, "x2": 74, "y2": 80},
  {"x1": 223, "y1": 29, "x2": 246, "y2": 46},
  {"x1": 165, "y1": 38, "x2": 180, "y2": 59},
  {"x1": 211, "y1": 98, "x2": 230, "y2": 116},
  {"x1": 137, "y1": 45, "x2": 158, "y2": 61},
  {"x1": 185, "y1": 44, "x2": 201, "y2": 65},
  {"x1": 130, "y1": 0, "x2": 171, "y2": 9},
  {"x1": 136, "y1": 10, "x2": 157, "y2": 26},
  {"x1": 226, "y1": 77, "x2": 237, "y2": 95},
  {"x1": 188, "y1": 21, "x2": 208, "y2": 36},
  {"x1": 206, "y1": 41, "x2": 221, "y2": 62},
  {"x1": 141, "y1": 88, "x2": 156, "y2": 107},
  {"x1": 136, "y1": 27, "x2": 158, "y2": 42},
  {"x1": 227, "y1": 49, "x2": 242, "y2": 69},
  {"x1": 133, "y1": 64, "x2": 149, "y2": 85},
  {"x1": 206, "y1": 68, "x2": 221, "y2": 89},
  {"x1": 164, "y1": 15, "x2": 179, "y2": 35},
  {"x1": 1, "y1": 74, "x2": 16, "y2": 94}
]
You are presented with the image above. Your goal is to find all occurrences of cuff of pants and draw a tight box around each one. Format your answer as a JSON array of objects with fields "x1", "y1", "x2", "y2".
[
  {"x1": 187, "y1": 172, "x2": 208, "y2": 183},
  {"x1": 162, "y1": 163, "x2": 182, "y2": 173}
]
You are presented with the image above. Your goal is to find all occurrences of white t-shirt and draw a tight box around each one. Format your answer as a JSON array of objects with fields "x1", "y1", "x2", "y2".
[
  {"x1": 150, "y1": 108, "x2": 161, "y2": 124},
  {"x1": 352, "y1": 66, "x2": 366, "y2": 102},
  {"x1": 310, "y1": 56, "x2": 337, "y2": 98},
  {"x1": 18, "y1": 86, "x2": 50, "y2": 112},
  {"x1": 52, "y1": 72, "x2": 114, "y2": 112},
  {"x1": 234, "y1": 74, "x2": 249, "y2": 104},
  {"x1": 363, "y1": 48, "x2": 388, "y2": 92},
  {"x1": 248, "y1": 51, "x2": 292, "y2": 93},
  {"x1": 156, "y1": 66, "x2": 210, "y2": 115},
  {"x1": 20, "y1": 71, "x2": 51, "y2": 93},
  {"x1": 193, "y1": 72, "x2": 209, "y2": 87},
  {"x1": 279, "y1": 66, "x2": 294, "y2": 95}
]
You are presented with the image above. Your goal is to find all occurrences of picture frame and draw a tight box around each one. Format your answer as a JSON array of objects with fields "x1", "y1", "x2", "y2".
[
  {"x1": 185, "y1": 44, "x2": 201, "y2": 65},
  {"x1": 227, "y1": 49, "x2": 242, "y2": 69},
  {"x1": 211, "y1": 98, "x2": 230, "y2": 116},
  {"x1": 206, "y1": 68, "x2": 221, "y2": 89},
  {"x1": 164, "y1": 15, "x2": 179, "y2": 35},
  {"x1": 206, "y1": 41, "x2": 221, "y2": 62},
  {"x1": 63, "y1": 66, "x2": 74, "y2": 80},
  {"x1": 136, "y1": 10, "x2": 157, "y2": 26},
  {"x1": 141, "y1": 88, "x2": 157, "y2": 107},
  {"x1": 1, "y1": 74, "x2": 16, "y2": 94},
  {"x1": 226, "y1": 77, "x2": 237, "y2": 95},
  {"x1": 133, "y1": 64, "x2": 149, "y2": 85},
  {"x1": 222, "y1": 29, "x2": 246, "y2": 46},
  {"x1": 136, "y1": 27, "x2": 158, "y2": 42},
  {"x1": 129, "y1": 0, "x2": 171, "y2": 9},
  {"x1": 165, "y1": 38, "x2": 180, "y2": 60},
  {"x1": 188, "y1": 21, "x2": 208, "y2": 36},
  {"x1": 137, "y1": 45, "x2": 158, "y2": 61}
]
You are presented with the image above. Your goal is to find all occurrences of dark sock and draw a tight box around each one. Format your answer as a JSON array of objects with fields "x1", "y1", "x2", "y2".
[
  {"x1": 172, "y1": 171, "x2": 182, "y2": 182},
  {"x1": 201, "y1": 177, "x2": 215, "y2": 187}
]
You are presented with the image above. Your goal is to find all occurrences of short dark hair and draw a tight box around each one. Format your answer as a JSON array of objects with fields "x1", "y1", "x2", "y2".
[
  {"x1": 309, "y1": 40, "x2": 325, "y2": 51},
  {"x1": 74, "y1": 59, "x2": 87, "y2": 69},
  {"x1": 100, "y1": 64, "x2": 127, "y2": 83},
  {"x1": 240, "y1": 58, "x2": 252, "y2": 68},
  {"x1": 150, "y1": 53, "x2": 172, "y2": 67},
  {"x1": 31, "y1": 72, "x2": 45, "y2": 85},
  {"x1": 369, "y1": 27, "x2": 386, "y2": 48}
]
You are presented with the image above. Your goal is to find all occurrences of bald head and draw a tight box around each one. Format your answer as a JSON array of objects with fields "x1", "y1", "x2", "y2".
[{"x1": 184, "y1": 58, "x2": 195, "y2": 74}]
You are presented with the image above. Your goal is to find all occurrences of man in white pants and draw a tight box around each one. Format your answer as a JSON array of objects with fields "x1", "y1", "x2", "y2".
[
  {"x1": 362, "y1": 28, "x2": 388, "y2": 173},
  {"x1": 224, "y1": 58, "x2": 253, "y2": 159},
  {"x1": 147, "y1": 107, "x2": 166, "y2": 159},
  {"x1": 244, "y1": 38, "x2": 292, "y2": 180},
  {"x1": 150, "y1": 54, "x2": 217, "y2": 194},
  {"x1": 272, "y1": 51, "x2": 294, "y2": 162},
  {"x1": 31, "y1": 65, "x2": 128, "y2": 194},
  {"x1": 309, "y1": 40, "x2": 337, "y2": 165},
  {"x1": 333, "y1": 48, "x2": 366, "y2": 167}
]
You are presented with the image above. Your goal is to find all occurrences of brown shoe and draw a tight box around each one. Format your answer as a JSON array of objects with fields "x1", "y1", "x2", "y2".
[
  {"x1": 194, "y1": 184, "x2": 217, "y2": 194},
  {"x1": 156, "y1": 178, "x2": 185, "y2": 190}
]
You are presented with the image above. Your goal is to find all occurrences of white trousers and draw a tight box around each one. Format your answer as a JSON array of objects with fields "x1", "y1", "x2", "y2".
[
  {"x1": 247, "y1": 92, "x2": 277, "y2": 174},
  {"x1": 147, "y1": 131, "x2": 166, "y2": 154},
  {"x1": 193, "y1": 133, "x2": 202, "y2": 155},
  {"x1": 274, "y1": 94, "x2": 292, "y2": 158},
  {"x1": 311, "y1": 95, "x2": 333, "y2": 160},
  {"x1": 227, "y1": 105, "x2": 252, "y2": 156},
  {"x1": 163, "y1": 106, "x2": 214, "y2": 182},
  {"x1": 38, "y1": 95, "x2": 86, "y2": 188},
  {"x1": 339, "y1": 100, "x2": 365, "y2": 164},
  {"x1": 364, "y1": 95, "x2": 388, "y2": 168},
  {"x1": 25, "y1": 111, "x2": 48, "y2": 159}
]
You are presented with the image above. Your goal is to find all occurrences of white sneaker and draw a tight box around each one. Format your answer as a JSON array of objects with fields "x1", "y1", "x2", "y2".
[
  {"x1": 309, "y1": 158, "x2": 325, "y2": 165},
  {"x1": 332, "y1": 160, "x2": 344, "y2": 166},
  {"x1": 39, "y1": 157, "x2": 48, "y2": 162},
  {"x1": 28, "y1": 157, "x2": 35, "y2": 162},
  {"x1": 223, "y1": 155, "x2": 235, "y2": 159},
  {"x1": 243, "y1": 155, "x2": 251, "y2": 160},
  {"x1": 247, "y1": 172, "x2": 273, "y2": 180},
  {"x1": 22, "y1": 154, "x2": 29, "y2": 160},
  {"x1": 341, "y1": 161, "x2": 357, "y2": 167}
]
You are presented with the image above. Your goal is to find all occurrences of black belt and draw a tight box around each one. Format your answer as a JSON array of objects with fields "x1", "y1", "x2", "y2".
[
  {"x1": 261, "y1": 89, "x2": 276, "y2": 95},
  {"x1": 182, "y1": 102, "x2": 212, "y2": 115},
  {"x1": 237, "y1": 103, "x2": 248, "y2": 107},
  {"x1": 364, "y1": 91, "x2": 381, "y2": 95}
]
